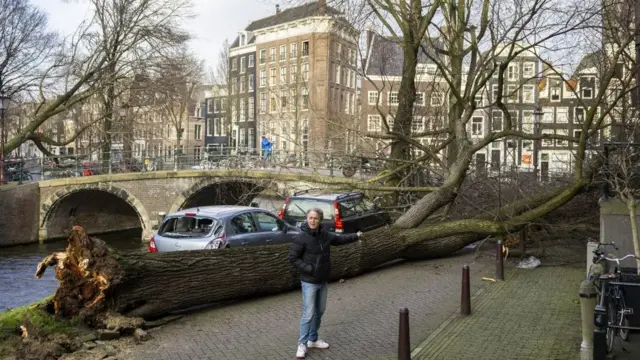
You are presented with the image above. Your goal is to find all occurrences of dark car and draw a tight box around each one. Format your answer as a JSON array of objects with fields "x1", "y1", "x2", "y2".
[
  {"x1": 150, "y1": 206, "x2": 299, "y2": 252},
  {"x1": 276, "y1": 190, "x2": 391, "y2": 234}
]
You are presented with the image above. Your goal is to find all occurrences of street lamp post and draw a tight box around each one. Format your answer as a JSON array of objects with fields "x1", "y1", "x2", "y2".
[
  {"x1": 0, "y1": 91, "x2": 11, "y2": 185},
  {"x1": 532, "y1": 104, "x2": 543, "y2": 181}
]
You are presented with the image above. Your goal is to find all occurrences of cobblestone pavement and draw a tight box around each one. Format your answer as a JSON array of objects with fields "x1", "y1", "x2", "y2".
[
  {"x1": 114, "y1": 251, "x2": 494, "y2": 360},
  {"x1": 413, "y1": 266, "x2": 585, "y2": 360}
]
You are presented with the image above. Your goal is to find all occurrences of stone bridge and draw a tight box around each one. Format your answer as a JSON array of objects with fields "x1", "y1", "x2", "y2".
[{"x1": 37, "y1": 169, "x2": 362, "y2": 241}]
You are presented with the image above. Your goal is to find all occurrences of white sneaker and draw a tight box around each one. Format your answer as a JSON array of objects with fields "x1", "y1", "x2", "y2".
[
  {"x1": 296, "y1": 344, "x2": 307, "y2": 359},
  {"x1": 307, "y1": 339, "x2": 330, "y2": 349}
]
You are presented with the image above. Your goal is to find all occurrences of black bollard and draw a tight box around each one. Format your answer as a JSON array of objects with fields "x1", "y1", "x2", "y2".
[
  {"x1": 496, "y1": 239, "x2": 505, "y2": 281},
  {"x1": 593, "y1": 303, "x2": 608, "y2": 360},
  {"x1": 398, "y1": 308, "x2": 410, "y2": 360},
  {"x1": 461, "y1": 264, "x2": 471, "y2": 315}
]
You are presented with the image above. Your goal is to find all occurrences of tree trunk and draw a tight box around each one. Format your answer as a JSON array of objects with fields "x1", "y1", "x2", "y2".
[
  {"x1": 36, "y1": 223, "x2": 483, "y2": 322},
  {"x1": 625, "y1": 197, "x2": 640, "y2": 274}
]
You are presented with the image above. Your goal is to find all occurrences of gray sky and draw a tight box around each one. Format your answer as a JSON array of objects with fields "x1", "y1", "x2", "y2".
[{"x1": 31, "y1": 0, "x2": 279, "y2": 72}]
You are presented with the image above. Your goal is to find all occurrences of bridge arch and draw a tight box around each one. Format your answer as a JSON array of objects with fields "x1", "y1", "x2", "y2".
[
  {"x1": 168, "y1": 177, "x2": 282, "y2": 214},
  {"x1": 39, "y1": 183, "x2": 152, "y2": 241}
]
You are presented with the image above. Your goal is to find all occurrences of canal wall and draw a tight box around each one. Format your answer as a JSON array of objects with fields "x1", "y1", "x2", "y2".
[{"x1": 0, "y1": 183, "x2": 40, "y2": 247}]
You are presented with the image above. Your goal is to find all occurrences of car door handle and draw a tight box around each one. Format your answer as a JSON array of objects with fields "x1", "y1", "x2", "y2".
[{"x1": 266, "y1": 239, "x2": 272, "y2": 243}]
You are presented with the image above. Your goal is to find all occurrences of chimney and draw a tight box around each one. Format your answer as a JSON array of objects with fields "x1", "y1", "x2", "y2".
[
  {"x1": 276, "y1": 4, "x2": 281, "y2": 14},
  {"x1": 318, "y1": 0, "x2": 326, "y2": 11}
]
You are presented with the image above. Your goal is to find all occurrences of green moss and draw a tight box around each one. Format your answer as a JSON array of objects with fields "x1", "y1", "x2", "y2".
[{"x1": 0, "y1": 297, "x2": 83, "y2": 356}]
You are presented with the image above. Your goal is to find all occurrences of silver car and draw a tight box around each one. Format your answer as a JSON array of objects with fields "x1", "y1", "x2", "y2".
[{"x1": 149, "y1": 206, "x2": 299, "y2": 252}]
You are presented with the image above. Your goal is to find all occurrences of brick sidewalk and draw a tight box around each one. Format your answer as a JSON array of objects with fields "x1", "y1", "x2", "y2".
[
  {"x1": 412, "y1": 266, "x2": 585, "y2": 360},
  {"x1": 114, "y1": 251, "x2": 494, "y2": 360}
]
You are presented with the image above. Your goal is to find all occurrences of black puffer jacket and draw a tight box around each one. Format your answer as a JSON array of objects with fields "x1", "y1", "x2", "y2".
[{"x1": 288, "y1": 223, "x2": 359, "y2": 284}]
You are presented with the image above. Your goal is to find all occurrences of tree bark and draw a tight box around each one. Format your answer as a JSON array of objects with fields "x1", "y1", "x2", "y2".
[{"x1": 625, "y1": 197, "x2": 640, "y2": 274}]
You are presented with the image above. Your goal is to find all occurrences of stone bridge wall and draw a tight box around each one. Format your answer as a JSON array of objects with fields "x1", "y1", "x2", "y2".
[{"x1": 36, "y1": 170, "x2": 340, "y2": 242}]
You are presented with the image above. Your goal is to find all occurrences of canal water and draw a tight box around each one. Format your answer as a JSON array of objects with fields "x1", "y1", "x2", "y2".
[{"x1": 0, "y1": 196, "x2": 283, "y2": 312}]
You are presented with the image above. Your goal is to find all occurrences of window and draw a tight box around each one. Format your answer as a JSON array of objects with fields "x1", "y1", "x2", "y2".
[
  {"x1": 248, "y1": 74, "x2": 254, "y2": 92},
  {"x1": 522, "y1": 111, "x2": 533, "y2": 133},
  {"x1": 207, "y1": 118, "x2": 213, "y2": 136},
  {"x1": 270, "y1": 47, "x2": 276, "y2": 62},
  {"x1": 542, "y1": 107, "x2": 554, "y2": 123},
  {"x1": 213, "y1": 99, "x2": 220, "y2": 112},
  {"x1": 240, "y1": 57, "x2": 246, "y2": 73},
  {"x1": 507, "y1": 63, "x2": 518, "y2": 81},
  {"x1": 551, "y1": 84, "x2": 561, "y2": 101},
  {"x1": 239, "y1": 75, "x2": 245, "y2": 92},
  {"x1": 431, "y1": 91, "x2": 443, "y2": 106},
  {"x1": 280, "y1": 90, "x2": 287, "y2": 109},
  {"x1": 492, "y1": 84, "x2": 500, "y2": 102},
  {"x1": 556, "y1": 107, "x2": 568, "y2": 123},
  {"x1": 471, "y1": 116, "x2": 483, "y2": 137},
  {"x1": 415, "y1": 92, "x2": 425, "y2": 106},
  {"x1": 573, "y1": 129, "x2": 582, "y2": 139},
  {"x1": 302, "y1": 63, "x2": 309, "y2": 81},
  {"x1": 291, "y1": 43, "x2": 297, "y2": 58},
  {"x1": 270, "y1": 94, "x2": 277, "y2": 112},
  {"x1": 523, "y1": 62, "x2": 535, "y2": 78},
  {"x1": 220, "y1": 118, "x2": 226, "y2": 136},
  {"x1": 248, "y1": 54, "x2": 254, "y2": 67},
  {"x1": 388, "y1": 91, "x2": 399, "y2": 105},
  {"x1": 291, "y1": 65, "x2": 297, "y2": 82},
  {"x1": 280, "y1": 67, "x2": 287, "y2": 83},
  {"x1": 232, "y1": 77, "x2": 238, "y2": 94},
  {"x1": 302, "y1": 88, "x2": 309, "y2": 110},
  {"x1": 574, "y1": 107, "x2": 585, "y2": 123},
  {"x1": 386, "y1": 115, "x2": 394, "y2": 130},
  {"x1": 231, "y1": 103, "x2": 237, "y2": 123},
  {"x1": 260, "y1": 49, "x2": 266, "y2": 64},
  {"x1": 302, "y1": 41, "x2": 309, "y2": 56},
  {"x1": 542, "y1": 129, "x2": 554, "y2": 146},
  {"x1": 260, "y1": 70, "x2": 266, "y2": 87},
  {"x1": 582, "y1": 86, "x2": 593, "y2": 99},
  {"x1": 474, "y1": 93, "x2": 483, "y2": 108},
  {"x1": 260, "y1": 92, "x2": 266, "y2": 113},
  {"x1": 368, "y1": 115, "x2": 382, "y2": 132},
  {"x1": 556, "y1": 129, "x2": 568, "y2": 146},
  {"x1": 248, "y1": 128, "x2": 255, "y2": 149},
  {"x1": 232, "y1": 57, "x2": 237, "y2": 70},
  {"x1": 412, "y1": 116, "x2": 424, "y2": 132},
  {"x1": 368, "y1": 91, "x2": 379, "y2": 105},
  {"x1": 206, "y1": 99, "x2": 212, "y2": 114},
  {"x1": 248, "y1": 97, "x2": 254, "y2": 120},
  {"x1": 335, "y1": 65, "x2": 341, "y2": 84},
  {"x1": 280, "y1": 45, "x2": 286, "y2": 61},
  {"x1": 252, "y1": 211, "x2": 279, "y2": 232},
  {"x1": 492, "y1": 62, "x2": 502, "y2": 78},
  {"x1": 522, "y1": 85, "x2": 534, "y2": 103},
  {"x1": 239, "y1": 128, "x2": 246, "y2": 146},
  {"x1": 270, "y1": 68, "x2": 277, "y2": 85},
  {"x1": 240, "y1": 102, "x2": 245, "y2": 121},
  {"x1": 289, "y1": 89, "x2": 296, "y2": 112},
  {"x1": 507, "y1": 85, "x2": 517, "y2": 103},
  {"x1": 194, "y1": 124, "x2": 202, "y2": 140},
  {"x1": 492, "y1": 111, "x2": 503, "y2": 132}
]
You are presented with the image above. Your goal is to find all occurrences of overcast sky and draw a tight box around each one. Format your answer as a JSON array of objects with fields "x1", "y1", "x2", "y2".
[{"x1": 31, "y1": 0, "x2": 280, "y2": 71}]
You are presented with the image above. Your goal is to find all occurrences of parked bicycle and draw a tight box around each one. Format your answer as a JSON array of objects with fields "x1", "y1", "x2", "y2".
[{"x1": 590, "y1": 242, "x2": 638, "y2": 352}]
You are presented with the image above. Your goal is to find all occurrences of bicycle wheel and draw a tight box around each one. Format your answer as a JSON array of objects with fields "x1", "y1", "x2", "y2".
[
  {"x1": 200, "y1": 159, "x2": 212, "y2": 170},
  {"x1": 619, "y1": 295, "x2": 630, "y2": 341},
  {"x1": 607, "y1": 300, "x2": 617, "y2": 352},
  {"x1": 342, "y1": 166, "x2": 356, "y2": 178}
]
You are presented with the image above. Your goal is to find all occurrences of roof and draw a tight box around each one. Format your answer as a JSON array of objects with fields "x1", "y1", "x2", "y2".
[
  {"x1": 364, "y1": 33, "x2": 443, "y2": 76},
  {"x1": 230, "y1": 1, "x2": 350, "y2": 49},
  {"x1": 173, "y1": 206, "x2": 256, "y2": 218},
  {"x1": 291, "y1": 191, "x2": 363, "y2": 201},
  {"x1": 574, "y1": 50, "x2": 603, "y2": 75}
]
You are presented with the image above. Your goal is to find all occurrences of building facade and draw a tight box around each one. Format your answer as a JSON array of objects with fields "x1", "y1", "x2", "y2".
[
  {"x1": 228, "y1": 34, "x2": 257, "y2": 153},
  {"x1": 203, "y1": 85, "x2": 229, "y2": 153},
  {"x1": 227, "y1": 0, "x2": 359, "y2": 162}
]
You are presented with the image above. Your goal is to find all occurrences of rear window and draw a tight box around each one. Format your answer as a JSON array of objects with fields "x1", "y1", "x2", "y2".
[
  {"x1": 159, "y1": 216, "x2": 221, "y2": 238},
  {"x1": 339, "y1": 197, "x2": 376, "y2": 218},
  {"x1": 285, "y1": 199, "x2": 334, "y2": 220}
]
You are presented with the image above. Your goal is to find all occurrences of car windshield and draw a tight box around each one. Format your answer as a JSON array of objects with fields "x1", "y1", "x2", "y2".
[
  {"x1": 339, "y1": 197, "x2": 376, "y2": 218},
  {"x1": 159, "y1": 216, "x2": 219, "y2": 238},
  {"x1": 285, "y1": 199, "x2": 334, "y2": 221}
]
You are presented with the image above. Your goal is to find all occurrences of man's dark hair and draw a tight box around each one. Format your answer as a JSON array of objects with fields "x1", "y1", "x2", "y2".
[{"x1": 306, "y1": 208, "x2": 324, "y2": 221}]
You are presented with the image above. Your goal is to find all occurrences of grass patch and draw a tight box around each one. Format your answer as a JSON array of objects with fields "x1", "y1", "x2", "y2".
[{"x1": 0, "y1": 297, "x2": 83, "y2": 357}]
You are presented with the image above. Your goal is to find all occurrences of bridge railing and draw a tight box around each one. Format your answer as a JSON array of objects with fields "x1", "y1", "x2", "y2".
[{"x1": 13, "y1": 147, "x2": 404, "y2": 182}]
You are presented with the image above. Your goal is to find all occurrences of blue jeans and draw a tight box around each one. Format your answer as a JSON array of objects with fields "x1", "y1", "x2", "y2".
[{"x1": 298, "y1": 281, "x2": 328, "y2": 345}]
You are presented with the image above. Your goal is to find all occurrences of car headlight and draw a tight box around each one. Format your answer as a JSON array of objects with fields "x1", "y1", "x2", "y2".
[{"x1": 205, "y1": 239, "x2": 223, "y2": 250}]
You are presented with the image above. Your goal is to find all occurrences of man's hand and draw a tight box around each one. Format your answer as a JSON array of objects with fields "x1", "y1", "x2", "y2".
[{"x1": 356, "y1": 231, "x2": 363, "y2": 238}]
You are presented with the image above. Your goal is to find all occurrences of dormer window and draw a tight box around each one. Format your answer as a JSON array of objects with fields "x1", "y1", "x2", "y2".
[{"x1": 240, "y1": 33, "x2": 246, "y2": 46}]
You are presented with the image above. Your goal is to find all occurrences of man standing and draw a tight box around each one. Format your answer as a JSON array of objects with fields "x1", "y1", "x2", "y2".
[{"x1": 288, "y1": 208, "x2": 362, "y2": 359}]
